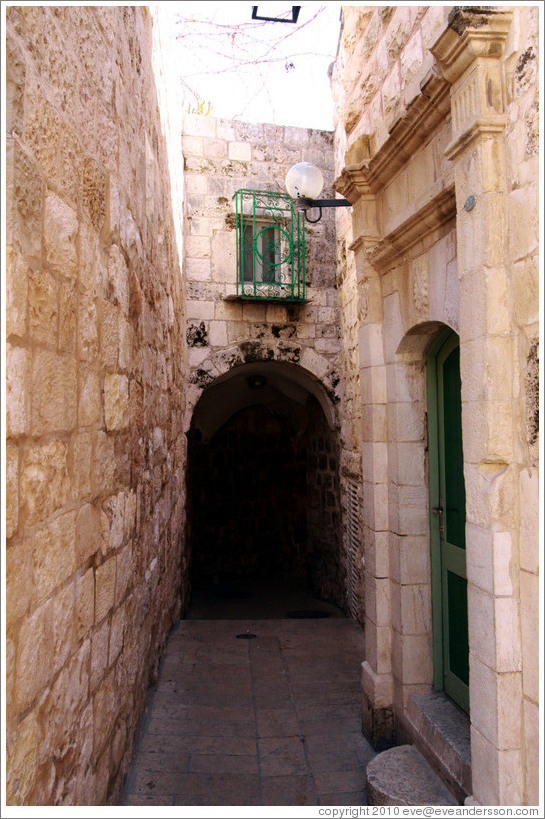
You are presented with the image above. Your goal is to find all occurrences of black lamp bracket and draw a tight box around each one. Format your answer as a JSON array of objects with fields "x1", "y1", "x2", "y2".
[{"x1": 294, "y1": 197, "x2": 352, "y2": 223}]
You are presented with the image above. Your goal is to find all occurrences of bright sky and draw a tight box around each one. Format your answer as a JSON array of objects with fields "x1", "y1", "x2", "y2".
[{"x1": 159, "y1": 2, "x2": 343, "y2": 130}]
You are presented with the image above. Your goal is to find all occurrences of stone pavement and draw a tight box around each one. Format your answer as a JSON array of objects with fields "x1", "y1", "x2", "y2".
[{"x1": 121, "y1": 584, "x2": 374, "y2": 806}]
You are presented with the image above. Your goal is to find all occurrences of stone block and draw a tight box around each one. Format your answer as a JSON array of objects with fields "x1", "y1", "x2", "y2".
[
  {"x1": 398, "y1": 583, "x2": 431, "y2": 636},
  {"x1": 92, "y1": 431, "x2": 116, "y2": 495},
  {"x1": 520, "y1": 570, "x2": 539, "y2": 702},
  {"x1": 6, "y1": 710, "x2": 37, "y2": 805},
  {"x1": 103, "y1": 372, "x2": 129, "y2": 430},
  {"x1": 398, "y1": 485, "x2": 428, "y2": 536},
  {"x1": 118, "y1": 317, "x2": 133, "y2": 370},
  {"x1": 466, "y1": 522, "x2": 494, "y2": 593},
  {"x1": 190, "y1": 215, "x2": 225, "y2": 236},
  {"x1": 109, "y1": 604, "x2": 125, "y2": 664},
  {"x1": 185, "y1": 256, "x2": 211, "y2": 281},
  {"x1": 93, "y1": 671, "x2": 116, "y2": 755},
  {"x1": 75, "y1": 568, "x2": 95, "y2": 640},
  {"x1": 208, "y1": 320, "x2": 228, "y2": 347},
  {"x1": 512, "y1": 257, "x2": 539, "y2": 327},
  {"x1": 189, "y1": 346, "x2": 209, "y2": 368},
  {"x1": 465, "y1": 461, "x2": 516, "y2": 531},
  {"x1": 6, "y1": 539, "x2": 33, "y2": 627},
  {"x1": 361, "y1": 403, "x2": 388, "y2": 442},
  {"x1": 509, "y1": 184, "x2": 538, "y2": 263},
  {"x1": 182, "y1": 113, "x2": 217, "y2": 138},
  {"x1": 211, "y1": 231, "x2": 235, "y2": 283},
  {"x1": 20, "y1": 440, "x2": 70, "y2": 527},
  {"x1": 124, "y1": 492, "x2": 137, "y2": 540},
  {"x1": 33, "y1": 510, "x2": 77, "y2": 603},
  {"x1": 182, "y1": 135, "x2": 204, "y2": 155},
  {"x1": 6, "y1": 443, "x2": 19, "y2": 539},
  {"x1": 494, "y1": 596, "x2": 522, "y2": 674},
  {"x1": 107, "y1": 244, "x2": 129, "y2": 316},
  {"x1": 115, "y1": 542, "x2": 133, "y2": 604},
  {"x1": 6, "y1": 247, "x2": 28, "y2": 338},
  {"x1": 523, "y1": 699, "x2": 539, "y2": 804},
  {"x1": 492, "y1": 532, "x2": 514, "y2": 597},
  {"x1": 43, "y1": 192, "x2": 78, "y2": 279},
  {"x1": 359, "y1": 323, "x2": 385, "y2": 367},
  {"x1": 362, "y1": 442, "x2": 388, "y2": 484},
  {"x1": 372, "y1": 481, "x2": 389, "y2": 531},
  {"x1": 76, "y1": 502, "x2": 101, "y2": 564},
  {"x1": 364, "y1": 529, "x2": 390, "y2": 579},
  {"x1": 31, "y1": 350, "x2": 77, "y2": 435},
  {"x1": 95, "y1": 558, "x2": 116, "y2": 623},
  {"x1": 78, "y1": 288, "x2": 99, "y2": 362},
  {"x1": 101, "y1": 491, "x2": 125, "y2": 554},
  {"x1": 468, "y1": 585, "x2": 496, "y2": 670},
  {"x1": 360, "y1": 363, "x2": 388, "y2": 406},
  {"x1": 6, "y1": 137, "x2": 43, "y2": 258},
  {"x1": 6, "y1": 344, "x2": 30, "y2": 436},
  {"x1": 396, "y1": 631, "x2": 433, "y2": 686},
  {"x1": 185, "y1": 235, "x2": 210, "y2": 258},
  {"x1": 59, "y1": 280, "x2": 77, "y2": 353},
  {"x1": 36, "y1": 640, "x2": 91, "y2": 766},
  {"x1": 82, "y1": 155, "x2": 106, "y2": 231},
  {"x1": 71, "y1": 431, "x2": 92, "y2": 500},
  {"x1": 90, "y1": 618, "x2": 110, "y2": 692},
  {"x1": 16, "y1": 584, "x2": 74, "y2": 710},
  {"x1": 399, "y1": 536, "x2": 430, "y2": 586},
  {"x1": 366, "y1": 620, "x2": 392, "y2": 677},
  {"x1": 396, "y1": 442, "x2": 425, "y2": 486},
  {"x1": 519, "y1": 468, "x2": 538, "y2": 574},
  {"x1": 78, "y1": 369, "x2": 101, "y2": 426},
  {"x1": 228, "y1": 141, "x2": 251, "y2": 162},
  {"x1": 185, "y1": 300, "x2": 215, "y2": 321}
]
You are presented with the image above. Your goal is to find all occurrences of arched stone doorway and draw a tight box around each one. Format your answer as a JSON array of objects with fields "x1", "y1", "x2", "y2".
[{"x1": 185, "y1": 361, "x2": 345, "y2": 613}]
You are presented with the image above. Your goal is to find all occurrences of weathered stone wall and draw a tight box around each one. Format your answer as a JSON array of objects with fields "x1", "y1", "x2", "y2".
[
  {"x1": 331, "y1": 5, "x2": 539, "y2": 806},
  {"x1": 181, "y1": 114, "x2": 341, "y2": 411},
  {"x1": 181, "y1": 115, "x2": 352, "y2": 610},
  {"x1": 5, "y1": 6, "x2": 187, "y2": 805}
]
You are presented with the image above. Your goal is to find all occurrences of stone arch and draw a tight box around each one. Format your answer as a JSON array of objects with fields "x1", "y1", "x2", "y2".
[
  {"x1": 184, "y1": 356, "x2": 345, "y2": 613},
  {"x1": 184, "y1": 340, "x2": 341, "y2": 433}
]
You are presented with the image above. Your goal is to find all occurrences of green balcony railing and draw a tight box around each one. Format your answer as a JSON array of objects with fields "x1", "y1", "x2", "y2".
[{"x1": 234, "y1": 189, "x2": 305, "y2": 301}]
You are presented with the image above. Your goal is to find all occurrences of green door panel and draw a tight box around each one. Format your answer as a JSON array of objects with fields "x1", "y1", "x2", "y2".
[{"x1": 428, "y1": 330, "x2": 469, "y2": 715}]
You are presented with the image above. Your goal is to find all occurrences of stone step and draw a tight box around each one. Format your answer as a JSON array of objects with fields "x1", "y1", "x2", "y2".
[
  {"x1": 406, "y1": 692, "x2": 471, "y2": 803},
  {"x1": 366, "y1": 745, "x2": 459, "y2": 806}
]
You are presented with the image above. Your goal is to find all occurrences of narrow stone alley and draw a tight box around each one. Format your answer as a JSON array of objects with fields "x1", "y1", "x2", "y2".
[{"x1": 121, "y1": 579, "x2": 373, "y2": 806}]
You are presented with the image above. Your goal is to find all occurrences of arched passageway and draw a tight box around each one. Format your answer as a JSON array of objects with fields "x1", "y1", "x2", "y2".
[{"x1": 185, "y1": 362, "x2": 345, "y2": 615}]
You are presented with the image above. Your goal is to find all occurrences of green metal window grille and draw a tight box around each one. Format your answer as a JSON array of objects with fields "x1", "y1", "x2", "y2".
[{"x1": 234, "y1": 189, "x2": 305, "y2": 301}]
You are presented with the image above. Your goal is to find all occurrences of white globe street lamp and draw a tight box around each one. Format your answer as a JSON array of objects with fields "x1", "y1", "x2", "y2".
[
  {"x1": 285, "y1": 162, "x2": 351, "y2": 223},
  {"x1": 285, "y1": 162, "x2": 324, "y2": 201}
]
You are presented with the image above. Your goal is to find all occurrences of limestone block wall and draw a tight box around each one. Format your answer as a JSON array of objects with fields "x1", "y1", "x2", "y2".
[
  {"x1": 331, "y1": 5, "x2": 539, "y2": 806},
  {"x1": 181, "y1": 114, "x2": 341, "y2": 411},
  {"x1": 5, "y1": 6, "x2": 187, "y2": 805},
  {"x1": 181, "y1": 115, "x2": 355, "y2": 610}
]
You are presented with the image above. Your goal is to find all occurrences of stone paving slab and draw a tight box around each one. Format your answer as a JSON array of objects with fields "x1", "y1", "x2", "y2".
[{"x1": 121, "y1": 616, "x2": 374, "y2": 806}]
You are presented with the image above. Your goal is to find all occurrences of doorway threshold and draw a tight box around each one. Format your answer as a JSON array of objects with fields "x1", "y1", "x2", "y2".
[{"x1": 406, "y1": 691, "x2": 471, "y2": 803}]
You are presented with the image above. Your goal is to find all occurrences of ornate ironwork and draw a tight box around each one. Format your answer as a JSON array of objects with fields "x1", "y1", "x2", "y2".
[{"x1": 234, "y1": 189, "x2": 305, "y2": 301}]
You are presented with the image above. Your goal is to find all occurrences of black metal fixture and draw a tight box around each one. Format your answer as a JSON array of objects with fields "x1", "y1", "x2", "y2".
[
  {"x1": 251, "y1": 6, "x2": 301, "y2": 24},
  {"x1": 247, "y1": 374, "x2": 267, "y2": 389},
  {"x1": 285, "y1": 162, "x2": 351, "y2": 223}
]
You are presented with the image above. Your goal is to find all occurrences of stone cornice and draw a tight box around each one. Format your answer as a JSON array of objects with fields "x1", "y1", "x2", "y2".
[
  {"x1": 444, "y1": 115, "x2": 507, "y2": 161},
  {"x1": 333, "y1": 67, "x2": 451, "y2": 204},
  {"x1": 350, "y1": 185, "x2": 456, "y2": 269},
  {"x1": 431, "y1": 9, "x2": 513, "y2": 85}
]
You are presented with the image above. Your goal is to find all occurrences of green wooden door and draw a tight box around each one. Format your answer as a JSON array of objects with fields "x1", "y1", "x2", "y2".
[{"x1": 428, "y1": 331, "x2": 469, "y2": 714}]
